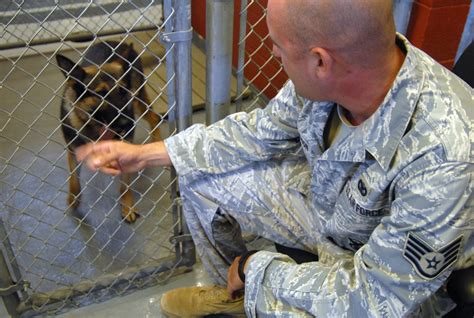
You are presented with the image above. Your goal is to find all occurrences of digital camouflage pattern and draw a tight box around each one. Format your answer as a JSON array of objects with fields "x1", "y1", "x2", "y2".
[{"x1": 164, "y1": 35, "x2": 473, "y2": 317}]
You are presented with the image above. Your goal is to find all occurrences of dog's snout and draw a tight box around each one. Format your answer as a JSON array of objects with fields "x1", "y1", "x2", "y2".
[{"x1": 118, "y1": 116, "x2": 132, "y2": 124}]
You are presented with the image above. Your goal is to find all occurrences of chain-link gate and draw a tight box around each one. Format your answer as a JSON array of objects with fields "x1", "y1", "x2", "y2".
[{"x1": 0, "y1": 0, "x2": 194, "y2": 316}]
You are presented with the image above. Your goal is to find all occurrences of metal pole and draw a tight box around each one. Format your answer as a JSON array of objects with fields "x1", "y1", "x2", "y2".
[
  {"x1": 206, "y1": 0, "x2": 234, "y2": 124},
  {"x1": 455, "y1": 0, "x2": 473, "y2": 62},
  {"x1": 161, "y1": 0, "x2": 195, "y2": 267},
  {"x1": 163, "y1": 0, "x2": 181, "y2": 259},
  {"x1": 163, "y1": 0, "x2": 177, "y2": 124},
  {"x1": 175, "y1": 0, "x2": 193, "y2": 131},
  {"x1": 0, "y1": 220, "x2": 27, "y2": 318},
  {"x1": 393, "y1": 0, "x2": 414, "y2": 35},
  {"x1": 235, "y1": 0, "x2": 248, "y2": 113},
  {"x1": 173, "y1": 0, "x2": 195, "y2": 267}
]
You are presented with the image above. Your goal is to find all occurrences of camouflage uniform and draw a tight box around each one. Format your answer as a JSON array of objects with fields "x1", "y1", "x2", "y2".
[{"x1": 164, "y1": 35, "x2": 473, "y2": 317}]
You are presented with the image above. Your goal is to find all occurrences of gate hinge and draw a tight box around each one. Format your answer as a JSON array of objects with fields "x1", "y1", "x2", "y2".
[
  {"x1": 0, "y1": 280, "x2": 30, "y2": 296},
  {"x1": 160, "y1": 28, "x2": 193, "y2": 44},
  {"x1": 173, "y1": 196, "x2": 183, "y2": 207},
  {"x1": 170, "y1": 234, "x2": 193, "y2": 245}
]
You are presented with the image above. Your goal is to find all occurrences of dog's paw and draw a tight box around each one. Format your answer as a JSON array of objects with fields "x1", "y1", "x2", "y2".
[{"x1": 122, "y1": 206, "x2": 140, "y2": 223}]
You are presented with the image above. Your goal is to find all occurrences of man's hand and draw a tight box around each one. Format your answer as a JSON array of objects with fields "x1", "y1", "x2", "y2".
[
  {"x1": 227, "y1": 256, "x2": 245, "y2": 299},
  {"x1": 227, "y1": 254, "x2": 254, "y2": 299},
  {"x1": 76, "y1": 140, "x2": 172, "y2": 175}
]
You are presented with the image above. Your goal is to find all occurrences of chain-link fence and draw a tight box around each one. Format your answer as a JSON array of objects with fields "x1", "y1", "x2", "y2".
[
  {"x1": 0, "y1": 0, "x2": 194, "y2": 316},
  {"x1": 232, "y1": 0, "x2": 419, "y2": 113},
  {"x1": 234, "y1": 0, "x2": 287, "y2": 113}
]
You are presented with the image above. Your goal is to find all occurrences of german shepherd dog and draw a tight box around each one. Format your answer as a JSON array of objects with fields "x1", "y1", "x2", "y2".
[{"x1": 56, "y1": 41, "x2": 161, "y2": 223}]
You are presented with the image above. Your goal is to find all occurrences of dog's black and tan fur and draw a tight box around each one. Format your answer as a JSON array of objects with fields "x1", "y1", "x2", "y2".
[{"x1": 56, "y1": 41, "x2": 161, "y2": 223}]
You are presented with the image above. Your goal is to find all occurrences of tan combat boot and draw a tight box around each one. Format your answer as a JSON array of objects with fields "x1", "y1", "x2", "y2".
[{"x1": 160, "y1": 285, "x2": 245, "y2": 317}]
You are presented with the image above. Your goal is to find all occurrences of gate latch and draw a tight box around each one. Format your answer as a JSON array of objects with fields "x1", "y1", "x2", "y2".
[
  {"x1": 160, "y1": 28, "x2": 193, "y2": 44},
  {"x1": 0, "y1": 280, "x2": 29, "y2": 296}
]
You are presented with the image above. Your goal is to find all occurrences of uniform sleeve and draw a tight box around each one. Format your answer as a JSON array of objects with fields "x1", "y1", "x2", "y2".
[
  {"x1": 164, "y1": 81, "x2": 304, "y2": 181},
  {"x1": 244, "y1": 161, "x2": 473, "y2": 317}
]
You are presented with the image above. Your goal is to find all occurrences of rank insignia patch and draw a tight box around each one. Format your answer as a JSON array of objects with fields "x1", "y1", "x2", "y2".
[{"x1": 403, "y1": 232, "x2": 463, "y2": 280}]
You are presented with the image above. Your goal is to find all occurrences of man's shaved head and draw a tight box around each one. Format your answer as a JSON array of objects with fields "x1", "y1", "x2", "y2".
[{"x1": 271, "y1": 0, "x2": 396, "y2": 67}]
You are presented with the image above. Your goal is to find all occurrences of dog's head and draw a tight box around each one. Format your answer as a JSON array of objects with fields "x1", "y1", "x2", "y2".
[{"x1": 56, "y1": 44, "x2": 136, "y2": 140}]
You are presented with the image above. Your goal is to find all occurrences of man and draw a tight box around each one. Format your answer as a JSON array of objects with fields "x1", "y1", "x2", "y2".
[{"x1": 77, "y1": 0, "x2": 473, "y2": 316}]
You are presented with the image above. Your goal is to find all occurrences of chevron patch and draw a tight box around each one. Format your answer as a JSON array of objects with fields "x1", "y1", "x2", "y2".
[{"x1": 403, "y1": 232, "x2": 463, "y2": 280}]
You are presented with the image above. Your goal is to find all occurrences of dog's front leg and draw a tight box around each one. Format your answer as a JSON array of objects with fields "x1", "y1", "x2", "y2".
[
  {"x1": 67, "y1": 151, "x2": 81, "y2": 208},
  {"x1": 135, "y1": 89, "x2": 161, "y2": 141},
  {"x1": 120, "y1": 174, "x2": 139, "y2": 223}
]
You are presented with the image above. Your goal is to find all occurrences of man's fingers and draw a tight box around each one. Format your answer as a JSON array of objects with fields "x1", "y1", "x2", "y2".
[
  {"x1": 98, "y1": 166, "x2": 121, "y2": 176},
  {"x1": 227, "y1": 266, "x2": 232, "y2": 298},
  {"x1": 227, "y1": 281, "x2": 233, "y2": 299},
  {"x1": 75, "y1": 144, "x2": 93, "y2": 162},
  {"x1": 227, "y1": 283, "x2": 235, "y2": 299},
  {"x1": 75, "y1": 142, "x2": 124, "y2": 175},
  {"x1": 227, "y1": 258, "x2": 242, "y2": 299},
  {"x1": 88, "y1": 151, "x2": 118, "y2": 170},
  {"x1": 96, "y1": 159, "x2": 121, "y2": 175}
]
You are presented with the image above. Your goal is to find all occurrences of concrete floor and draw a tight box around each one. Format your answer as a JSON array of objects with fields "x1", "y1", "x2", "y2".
[
  {"x1": 0, "y1": 263, "x2": 213, "y2": 318},
  {"x1": 58, "y1": 262, "x2": 213, "y2": 318}
]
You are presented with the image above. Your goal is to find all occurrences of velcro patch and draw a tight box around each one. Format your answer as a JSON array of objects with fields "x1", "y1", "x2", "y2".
[{"x1": 403, "y1": 232, "x2": 462, "y2": 280}]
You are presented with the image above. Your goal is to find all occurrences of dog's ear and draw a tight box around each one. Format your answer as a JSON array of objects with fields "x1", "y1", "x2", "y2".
[
  {"x1": 116, "y1": 43, "x2": 134, "y2": 69},
  {"x1": 56, "y1": 54, "x2": 86, "y2": 81},
  {"x1": 122, "y1": 43, "x2": 133, "y2": 58}
]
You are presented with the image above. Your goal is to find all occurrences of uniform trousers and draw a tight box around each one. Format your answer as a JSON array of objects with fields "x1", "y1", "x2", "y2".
[{"x1": 179, "y1": 157, "x2": 322, "y2": 285}]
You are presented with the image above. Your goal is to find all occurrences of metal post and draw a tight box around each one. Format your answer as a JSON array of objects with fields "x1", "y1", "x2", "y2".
[
  {"x1": 161, "y1": 0, "x2": 195, "y2": 267},
  {"x1": 236, "y1": 0, "x2": 248, "y2": 113},
  {"x1": 0, "y1": 220, "x2": 27, "y2": 318},
  {"x1": 163, "y1": 0, "x2": 177, "y2": 125},
  {"x1": 393, "y1": 0, "x2": 414, "y2": 35},
  {"x1": 175, "y1": 0, "x2": 193, "y2": 131},
  {"x1": 163, "y1": 0, "x2": 181, "y2": 260},
  {"x1": 455, "y1": 1, "x2": 473, "y2": 62},
  {"x1": 206, "y1": 0, "x2": 234, "y2": 124},
  {"x1": 172, "y1": 0, "x2": 195, "y2": 267}
]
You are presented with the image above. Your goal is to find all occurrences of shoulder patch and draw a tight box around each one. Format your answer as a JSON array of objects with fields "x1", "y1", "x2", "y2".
[{"x1": 403, "y1": 232, "x2": 463, "y2": 280}]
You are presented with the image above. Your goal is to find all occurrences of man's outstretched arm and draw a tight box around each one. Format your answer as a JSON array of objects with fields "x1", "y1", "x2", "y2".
[{"x1": 76, "y1": 140, "x2": 173, "y2": 175}]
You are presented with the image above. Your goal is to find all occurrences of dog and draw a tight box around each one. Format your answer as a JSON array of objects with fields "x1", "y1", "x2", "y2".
[{"x1": 56, "y1": 40, "x2": 161, "y2": 223}]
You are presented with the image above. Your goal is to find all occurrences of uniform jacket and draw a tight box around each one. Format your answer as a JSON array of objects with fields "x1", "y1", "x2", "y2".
[{"x1": 165, "y1": 35, "x2": 473, "y2": 317}]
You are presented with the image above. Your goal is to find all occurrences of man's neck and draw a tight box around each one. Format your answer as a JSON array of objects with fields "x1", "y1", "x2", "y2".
[{"x1": 335, "y1": 45, "x2": 406, "y2": 126}]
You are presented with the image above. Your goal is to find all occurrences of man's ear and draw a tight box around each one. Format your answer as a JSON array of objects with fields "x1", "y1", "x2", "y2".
[
  {"x1": 56, "y1": 54, "x2": 86, "y2": 81},
  {"x1": 310, "y1": 47, "x2": 333, "y2": 79}
]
